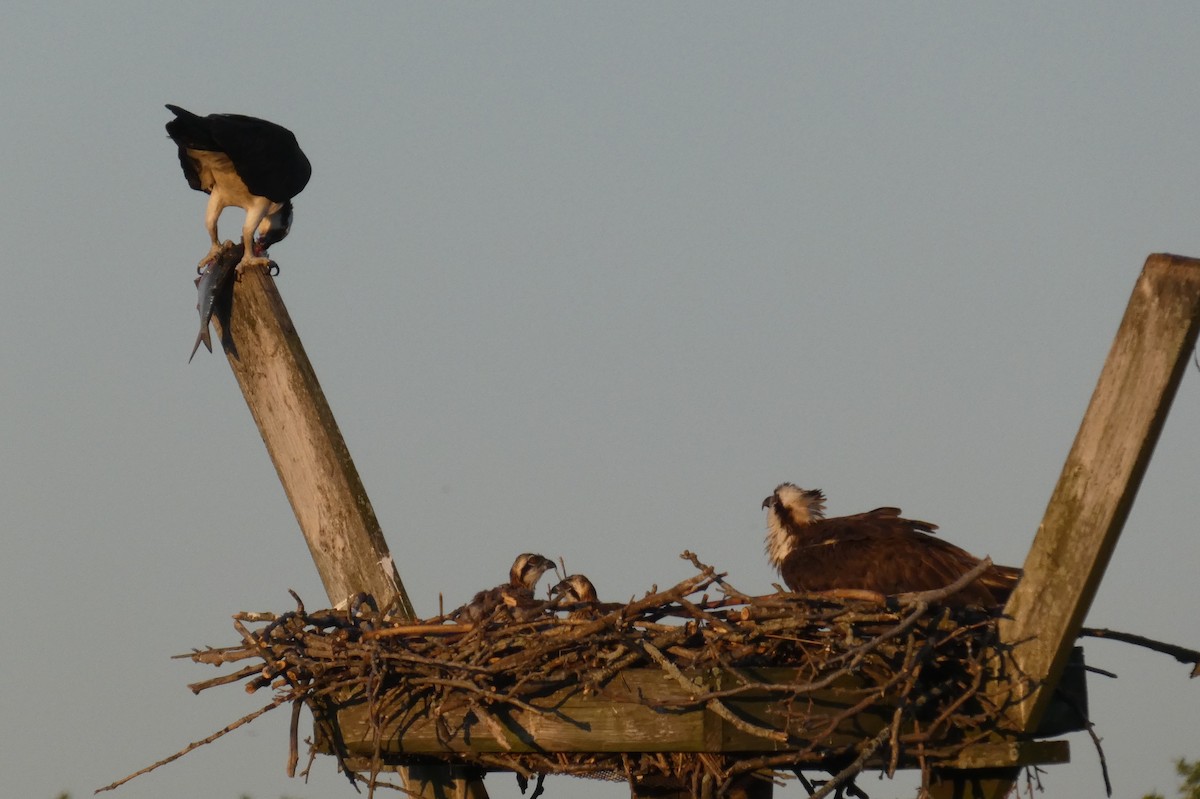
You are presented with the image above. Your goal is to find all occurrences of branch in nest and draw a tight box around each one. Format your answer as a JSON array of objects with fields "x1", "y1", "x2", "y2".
[
  {"x1": 895, "y1": 558, "x2": 994, "y2": 607},
  {"x1": 1080, "y1": 627, "x2": 1200, "y2": 676},
  {"x1": 95, "y1": 696, "x2": 292, "y2": 793}
]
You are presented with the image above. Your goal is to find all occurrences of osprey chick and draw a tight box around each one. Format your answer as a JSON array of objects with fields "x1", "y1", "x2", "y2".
[
  {"x1": 550, "y1": 574, "x2": 625, "y2": 619},
  {"x1": 762, "y1": 483, "x2": 1020, "y2": 606},
  {"x1": 550, "y1": 574, "x2": 599, "y2": 619},
  {"x1": 165, "y1": 104, "x2": 311, "y2": 274},
  {"x1": 455, "y1": 553, "x2": 556, "y2": 623},
  {"x1": 551, "y1": 574, "x2": 599, "y2": 604}
]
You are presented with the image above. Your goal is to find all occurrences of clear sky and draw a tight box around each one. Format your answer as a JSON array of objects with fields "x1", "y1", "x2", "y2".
[{"x1": 2, "y1": 4, "x2": 1199, "y2": 798}]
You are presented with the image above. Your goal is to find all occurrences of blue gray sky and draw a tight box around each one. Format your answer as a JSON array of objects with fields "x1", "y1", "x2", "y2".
[{"x1": 3, "y1": 4, "x2": 1199, "y2": 798}]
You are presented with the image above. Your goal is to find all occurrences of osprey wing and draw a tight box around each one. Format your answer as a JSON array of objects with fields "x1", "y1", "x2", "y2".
[
  {"x1": 780, "y1": 511, "x2": 998, "y2": 604},
  {"x1": 202, "y1": 113, "x2": 311, "y2": 201},
  {"x1": 165, "y1": 105, "x2": 311, "y2": 201}
]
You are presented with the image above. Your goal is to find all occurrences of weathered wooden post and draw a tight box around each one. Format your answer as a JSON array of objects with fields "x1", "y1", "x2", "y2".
[
  {"x1": 209, "y1": 245, "x2": 483, "y2": 798},
  {"x1": 930, "y1": 253, "x2": 1200, "y2": 797}
]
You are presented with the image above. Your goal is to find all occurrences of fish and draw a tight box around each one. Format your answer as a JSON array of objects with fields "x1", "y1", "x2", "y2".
[{"x1": 189, "y1": 243, "x2": 240, "y2": 363}]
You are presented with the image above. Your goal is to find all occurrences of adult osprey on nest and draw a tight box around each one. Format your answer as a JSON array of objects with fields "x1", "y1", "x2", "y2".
[
  {"x1": 165, "y1": 104, "x2": 311, "y2": 274},
  {"x1": 762, "y1": 483, "x2": 1021, "y2": 606}
]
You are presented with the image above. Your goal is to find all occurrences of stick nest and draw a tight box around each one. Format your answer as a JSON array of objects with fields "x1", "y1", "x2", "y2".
[{"x1": 152, "y1": 553, "x2": 1033, "y2": 796}]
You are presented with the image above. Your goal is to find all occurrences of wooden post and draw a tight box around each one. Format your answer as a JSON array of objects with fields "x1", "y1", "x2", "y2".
[
  {"x1": 931, "y1": 253, "x2": 1200, "y2": 798},
  {"x1": 210, "y1": 255, "x2": 414, "y2": 614},
  {"x1": 208, "y1": 246, "x2": 479, "y2": 797},
  {"x1": 1001, "y1": 254, "x2": 1200, "y2": 728}
]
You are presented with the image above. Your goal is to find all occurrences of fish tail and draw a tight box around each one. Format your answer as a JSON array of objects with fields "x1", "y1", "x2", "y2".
[{"x1": 188, "y1": 326, "x2": 212, "y2": 363}]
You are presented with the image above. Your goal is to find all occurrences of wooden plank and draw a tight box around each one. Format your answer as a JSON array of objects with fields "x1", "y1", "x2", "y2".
[
  {"x1": 319, "y1": 667, "x2": 1066, "y2": 760},
  {"x1": 923, "y1": 741, "x2": 1072, "y2": 799},
  {"x1": 927, "y1": 767, "x2": 1019, "y2": 799},
  {"x1": 998, "y1": 253, "x2": 1200, "y2": 732},
  {"x1": 945, "y1": 740, "x2": 1069, "y2": 770},
  {"x1": 211, "y1": 253, "x2": 414, "y2": 616}
]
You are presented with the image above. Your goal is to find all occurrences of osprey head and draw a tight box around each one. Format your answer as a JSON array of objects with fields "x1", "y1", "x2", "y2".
[
  {"x1": 252, "y1": 201, "x2": 294, "y2": 256},
  {"x1": 550, "y1": 574, "x2": 598, "y2": 604},
  {"x1": 509, "y1": 553, "x2": 556, "y2": 591},
  {"x1": 763, "y1": 483, "x2": 827, "y2": 568},
  {"x1": 763, "y1": 483, "x2": 826, "y2": 519}
]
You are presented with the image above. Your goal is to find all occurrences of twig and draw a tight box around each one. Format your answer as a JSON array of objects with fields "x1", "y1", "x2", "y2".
[
  {"x1": 895, "y1": 558, "x2": 994, "y2": 607},
  {"x1": 363, "y1": 623, "x2": 475, "y2": 639},
  {"x1": 287, "y1": 698, "x2": 303, "y2": 777},
  {"x1": 95, "y1": 696, "x2": 290, "y2": 793},
  {"x1": 641, "y1": 641, "x2": 789, "y2": 744},
  {"x1": 807, "y1": 725, "x2": 892, "y2": 799},
  {"x1": 187, "y1": 663, "x2": 263, "y2": 694},
  {"x1": 1080, "y1": 627, "x2": 1200, "y2": 676}
]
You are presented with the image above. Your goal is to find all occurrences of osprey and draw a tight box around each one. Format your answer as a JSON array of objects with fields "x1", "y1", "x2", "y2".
[
  {"x1": 550, "y1": 574, "x2": 598, "y2": 604},
  {"x1": 550, "y1": 574, "x2": 625, "y2": 620},
  {"x1": 762, "y1": 483, "x2": 1021, "y2": 606},
  {"x1": 165, "y1": 104, "x2": 311, "y2": 274},
  {"x1": 454, "y1": 553, "x2": 556, "y2": 623},
  {"x1": 550, "y1": 574, "x2": 600, "y2": 619}
]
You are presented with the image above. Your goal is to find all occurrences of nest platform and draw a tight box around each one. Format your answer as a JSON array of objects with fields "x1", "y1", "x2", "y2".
[{"x1": 181, "y1": 553, "x2": 1077, "y2": 796}]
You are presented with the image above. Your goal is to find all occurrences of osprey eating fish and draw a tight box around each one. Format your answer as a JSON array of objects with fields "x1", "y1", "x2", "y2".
[{"x1": 165, "y1": 104, "x2": 311, "y2": 274}]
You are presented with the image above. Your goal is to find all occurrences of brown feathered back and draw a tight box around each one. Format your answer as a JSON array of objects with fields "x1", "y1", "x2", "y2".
[{"x1": 764, "y1": 484, "x2": 1020, "y2": 606}]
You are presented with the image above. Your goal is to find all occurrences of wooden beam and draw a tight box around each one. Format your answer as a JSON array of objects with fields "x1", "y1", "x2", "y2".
[
  {"x1": 210, "y1": 252, "x2": 414, "y2": 616},
  {"x1": 945, "y1": 740, "x2": 1069, "y2": 771},
  {"x1": 324, "y1": 667, "x2": 885, "y2": 757},
  {"x1": 922, "y1": 741, "x2": 1072, "y2": 799},
  {"x1": 999, "y1": 253, "x2": 1200, "y2": 731},
  {"x1": 322, "y1": 666, "x2": 1073, "y2": 764},
  {"x1": 207, "y1": 246, "x2": 471, "y2": 796},
  {"x1": 924, "y1": 255, "x2": 1200, "y2": 799}
]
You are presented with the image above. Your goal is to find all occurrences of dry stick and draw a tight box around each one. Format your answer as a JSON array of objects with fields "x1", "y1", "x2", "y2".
[
  {"x1": 351, "y1": 772, "x2": 422, "y2": 798},
  {"x1": 480, "y1": 575, "x2": 713, "y2": 674},
  {"x1": 888, "y1": 636, "x2": 924, "y2": 778},
  {"x1": 408, "y1": 677, "x2": 559, "y2": 716},
  {"x1": 180, "y1": 645, "x2": 260, "y2": 665},
  {"x1": 363, "y1": 623, "x2": 475, "y2": 639},
  {"x1": 834, "y1": 600, "x2": 930, "y2": 671},
  {"x1": 378, "y1": 649, "x2": 497, "y2": 675},
  {"x1": 640, "y1": 641, "x2": 789, "y2": 745},
  {"x1": 674, "y1": 595, "x2": 735, "y2": 633},
  {"x1": 895, "y1": 558, "x2": 995, "y2": 607},
  {"x1": 466, "y1": 700, "x2": 516, "y2": 751},
  {"x1": 1082, "y1": 718, "x2": 1113, "y2": 798},
  {"x1": 368, "y1": 652, "x2": 386, "y2": 799},
  {"x1": 1080, "y1": 626, "x2": 1200, "y2": 675},
  {"x1": 95, "y1": 696, "x2": 291, "y2": 793},
  {"x1": 651, "y1": 657, "x2": 870, "y2": 705},
  {"x1": 287, "y1": 698, "x2": 303, "y2": 777},
  {"x1": 654, "y1": 606, "x2": 917, "y2": 704},
  {"x1": 887, "y1": 706, "x2": 905, "y2": 778},
  {"x1": 478, "y1": 753, "x2": 538, "y2": 779},
  {"x1": 804, "y1": 725, "x2": 893, "y2": 799},
  {"x1": 920, "y1": 655, "x2": 988, "y2": 741},
  {"x1": 188, "y1": 663, "x2": 263, "y2": 694}
]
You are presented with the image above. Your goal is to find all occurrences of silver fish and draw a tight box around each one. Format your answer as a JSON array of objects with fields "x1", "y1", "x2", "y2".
[{"x1": 189, "y1": 245, "x2": 238, "y2": 362}]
